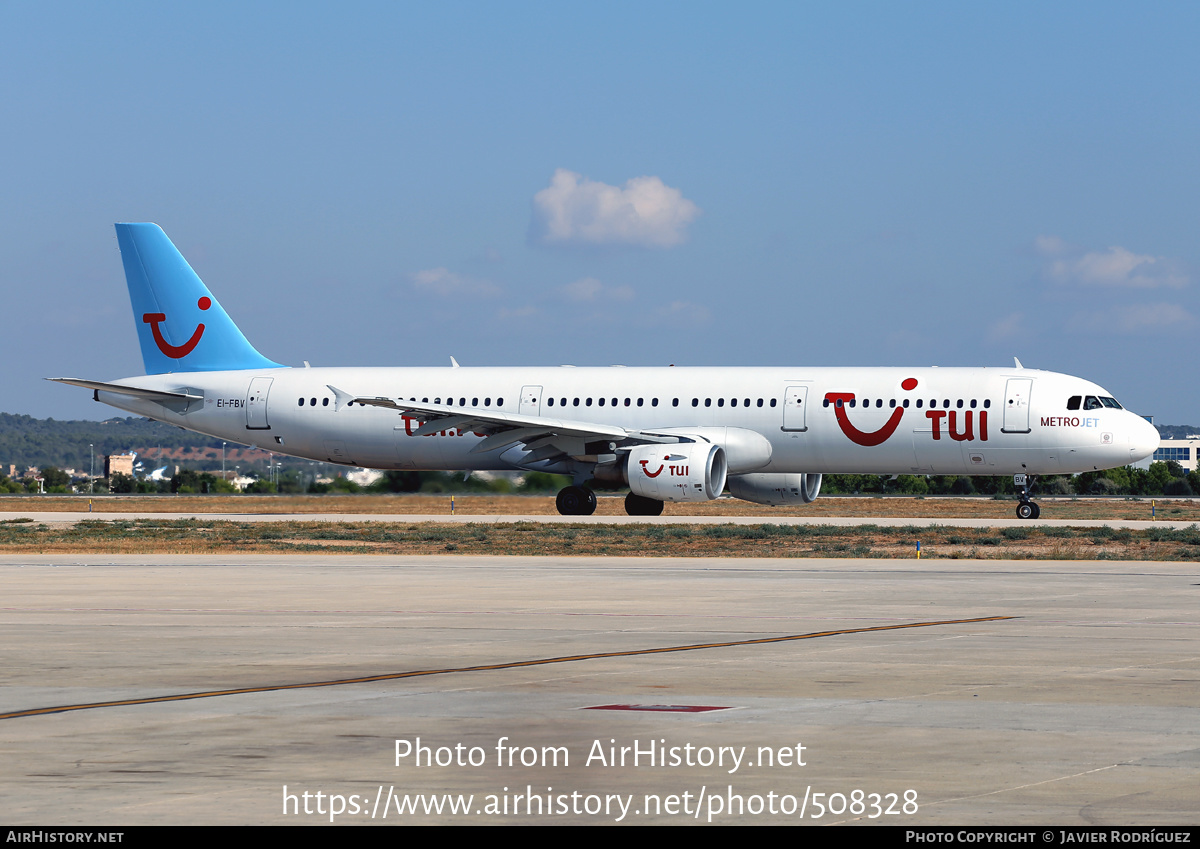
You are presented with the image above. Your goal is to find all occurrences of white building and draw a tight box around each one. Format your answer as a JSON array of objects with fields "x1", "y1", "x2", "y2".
[{"x1": 1136, "y1": 437, "x2": 1199, "y2": 472}]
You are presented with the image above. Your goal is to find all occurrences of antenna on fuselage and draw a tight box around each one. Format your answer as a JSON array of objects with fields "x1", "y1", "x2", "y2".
[{"x1": 1013, "y1": 357, "x2": 1024, "y2": 369}]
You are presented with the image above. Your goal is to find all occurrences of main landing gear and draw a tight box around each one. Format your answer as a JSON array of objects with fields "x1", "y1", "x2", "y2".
[
  {"x1": 555, "y1": 485, "x2": 597, "y2": 516},
  {"x1": 624, "y1": 492, "x2": 664, "y2": 516},
  {"x1": 1014, "y1": 473, "x2": 1040, "y2": 520},
  {"x1": 553, "y1": 486, "x2": 667, "y2": 517}
]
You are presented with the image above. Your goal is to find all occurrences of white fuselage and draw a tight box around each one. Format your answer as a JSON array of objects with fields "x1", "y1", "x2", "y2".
[{"x1": 93, "y1": 365, "x2": 1159, "y2": 478}]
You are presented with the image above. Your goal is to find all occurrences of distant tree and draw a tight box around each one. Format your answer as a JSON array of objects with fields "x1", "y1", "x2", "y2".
[
  {"x1": 170, "y1": 468, "x2": 202, "y2": 493},
  {"x1": 950, "y1": 476, "x2": 975, "y2": 495},
  {"x1": 110, "y1": 473, "x2": 136, "y2": 493},
  {"x1": 40, "y1": 466, "x2": 71, "y2": 489},
  {"x1": 1163, "y1": 478, "x2": 1194, "y2": 496}
]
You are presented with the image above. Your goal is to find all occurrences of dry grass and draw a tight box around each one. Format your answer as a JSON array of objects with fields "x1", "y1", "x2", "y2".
[
  {"x1": 1, "y1": 517, "x2": 1197, "y2": 560},
  {"x1": 3, "y1": 493, "x2": 1198, "y2": 522}
]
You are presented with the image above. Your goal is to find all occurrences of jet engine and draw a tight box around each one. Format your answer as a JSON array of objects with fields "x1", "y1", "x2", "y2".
[
  {"x1": 626, "y1": 443, "x2": 727, "y2": 502},
  {"x1": 727, "y1": 473, "x2": 822, "y2": 506}
]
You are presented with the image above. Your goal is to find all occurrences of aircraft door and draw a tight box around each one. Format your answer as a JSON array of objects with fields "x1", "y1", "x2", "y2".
[
  {"x1": 246, "y1": 377, "x2": 273, "y2": 430},
  {"x1": 781, "y1": 386, "x2": 808, "y2": 432},
  {"x1": 519, "y1": 385, "x2": 543, "y2": 417},
  {"x1": 1001, "y1": 378, "x2": 1033, "y2": 434}
]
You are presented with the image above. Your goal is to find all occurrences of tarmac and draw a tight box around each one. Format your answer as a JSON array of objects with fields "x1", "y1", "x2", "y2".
[{"x1": 2, "y1": 551, "x2": 1197, "y2": 825}]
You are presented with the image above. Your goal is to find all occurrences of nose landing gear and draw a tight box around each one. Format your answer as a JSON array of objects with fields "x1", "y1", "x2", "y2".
[{"x1": 1014, "y1": 474, "x2": 1040, "y2": 519}]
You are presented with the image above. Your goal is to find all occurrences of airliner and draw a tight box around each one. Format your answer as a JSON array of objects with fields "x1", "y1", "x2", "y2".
[{"x1": 51, "y1": 224, "x2": 1159, "y2": 518}]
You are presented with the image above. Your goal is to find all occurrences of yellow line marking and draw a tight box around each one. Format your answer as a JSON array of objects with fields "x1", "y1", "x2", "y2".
[{"x1": 0, "y1": 616, "x2": 1015, "y2": 721}]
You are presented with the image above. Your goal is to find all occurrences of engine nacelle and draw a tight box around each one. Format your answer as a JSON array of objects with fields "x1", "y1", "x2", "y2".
[
  {"x1": 626, "y1": 443, "x2": 727, "y2": 502},
  {"x1": 648, "y1": 426, "x2": 771, "y2": 474},
  {"x1": 727, "y1": 473, "x2": 822, "y2": 506}
]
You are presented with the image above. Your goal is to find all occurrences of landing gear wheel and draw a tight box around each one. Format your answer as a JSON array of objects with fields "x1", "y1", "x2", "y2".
[
  {"x1": 556, "y1": 486, "x2": 597, "y2": 516},
  {"x1": 624, "y1": 493, "x2": 664, "y2": 516},
  {"x1": 1013, "y1": 473, "x2": 1039, "y2": 520}
]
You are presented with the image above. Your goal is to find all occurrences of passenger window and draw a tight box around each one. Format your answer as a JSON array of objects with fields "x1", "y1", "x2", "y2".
[
  {"x1": 916, "y1": 399, "x2": 923, "y2": 408},
  {"x1": 705, "y1": 399, "x2": 712, "y2": 407},
  {"x1": 323, "y1": 398, "x2": 329, "y2": 407},
  {"x1": 757, "y1": 399, "x2": 763, "y2": 407},
  {"x1": 598, "y1": 397, "x2": 605, "y2": 406},
  {"x1": 770, "y1": 399, "x2": 776, "y2": 407},
  {"x1": 297, "y1": 398, "x2": 303, "y2": 406},
  {"x1": 956, "y1": 399, "x2": 963, "y2": 408},
  {"x1": 310, "y1": 398, "x2": 316, "y2": 406},
  {"x1": 718, "y1": 398, "x2": 725, "y2": 407},
  {"x1": 547, "y1": 398, "x2": 554, "y2": 407}
]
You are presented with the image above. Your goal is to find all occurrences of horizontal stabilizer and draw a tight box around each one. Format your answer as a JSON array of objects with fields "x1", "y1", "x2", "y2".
[{"x1": 46, "y1": 378, "x2": 203, "y2": 402}]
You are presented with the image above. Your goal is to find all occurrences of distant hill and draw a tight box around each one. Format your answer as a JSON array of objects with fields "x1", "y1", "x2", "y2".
[
  {"x1": 1157, "y1": 424, "x2": 1200, "y2": 440},
  {"x1": 0, "y1": 413, "x2": 319, "y2": 474}
]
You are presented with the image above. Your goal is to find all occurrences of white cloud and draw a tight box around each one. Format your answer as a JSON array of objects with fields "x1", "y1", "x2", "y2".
[
  {"x1": 560, "y1": 277, "x2": 635, "y2": 302},
  {"x1": 655, "y1": 300, "x2": 711, "y2": 325},
  {"x1": 1069, "y1": 302, "x2": 1196, "y2": 334},
  {"x1": 497, "y1": 305, "x2": 538, "y2": 320},
  {"x1": 1037, "y1": 236, "x2": 1188, "y2": 288},
  {"x1": 987, "y1": 311, "x2": 1024, "y2": 343},
  {"x1": 530, "y1": 169, "x2": 700, "y2": 248},
  {"x1": 410, "y1": 267, "x2": 501, "y2": 297}
]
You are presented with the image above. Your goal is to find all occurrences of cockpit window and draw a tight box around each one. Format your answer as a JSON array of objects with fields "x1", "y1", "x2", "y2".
[
  {"x1": 1100, "y1": 396, "x2": 1122, "y2": 409},
  {"x1": 1067, "y1": 395, "x2": 1081, "y2": 410},
  {"x1": 1083, "y1": 396, "x2": 1103, "y2": 410}
]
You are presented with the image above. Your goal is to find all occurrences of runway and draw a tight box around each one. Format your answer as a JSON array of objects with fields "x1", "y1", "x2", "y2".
[{"x1": 2, "y1": 553, "x2": 1197, "y2": 825}]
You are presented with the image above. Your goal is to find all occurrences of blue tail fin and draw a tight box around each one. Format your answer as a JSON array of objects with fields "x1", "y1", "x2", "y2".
[{"x1": 115, "y1": 223, "x2": 282, "y2": 374}]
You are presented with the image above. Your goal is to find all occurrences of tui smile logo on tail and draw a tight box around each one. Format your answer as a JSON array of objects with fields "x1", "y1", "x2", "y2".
[{"x1": 142, "y1": 297, "x2": 211, "y2": 358}]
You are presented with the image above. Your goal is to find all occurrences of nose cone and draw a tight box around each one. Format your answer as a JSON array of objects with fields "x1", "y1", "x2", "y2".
[{"x1": 1130, "y1": 416, "x2": 1160, "y2": 463}]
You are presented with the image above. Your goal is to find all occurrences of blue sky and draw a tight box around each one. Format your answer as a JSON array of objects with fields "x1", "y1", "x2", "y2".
[{"x1": 4, "y1": 2, "x2": 1198, "y2": 423}]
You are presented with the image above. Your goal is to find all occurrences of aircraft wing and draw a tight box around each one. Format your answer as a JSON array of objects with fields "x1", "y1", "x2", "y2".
[{"x1": 340, "y1": 388, "x2": 677, "y2": 462}]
